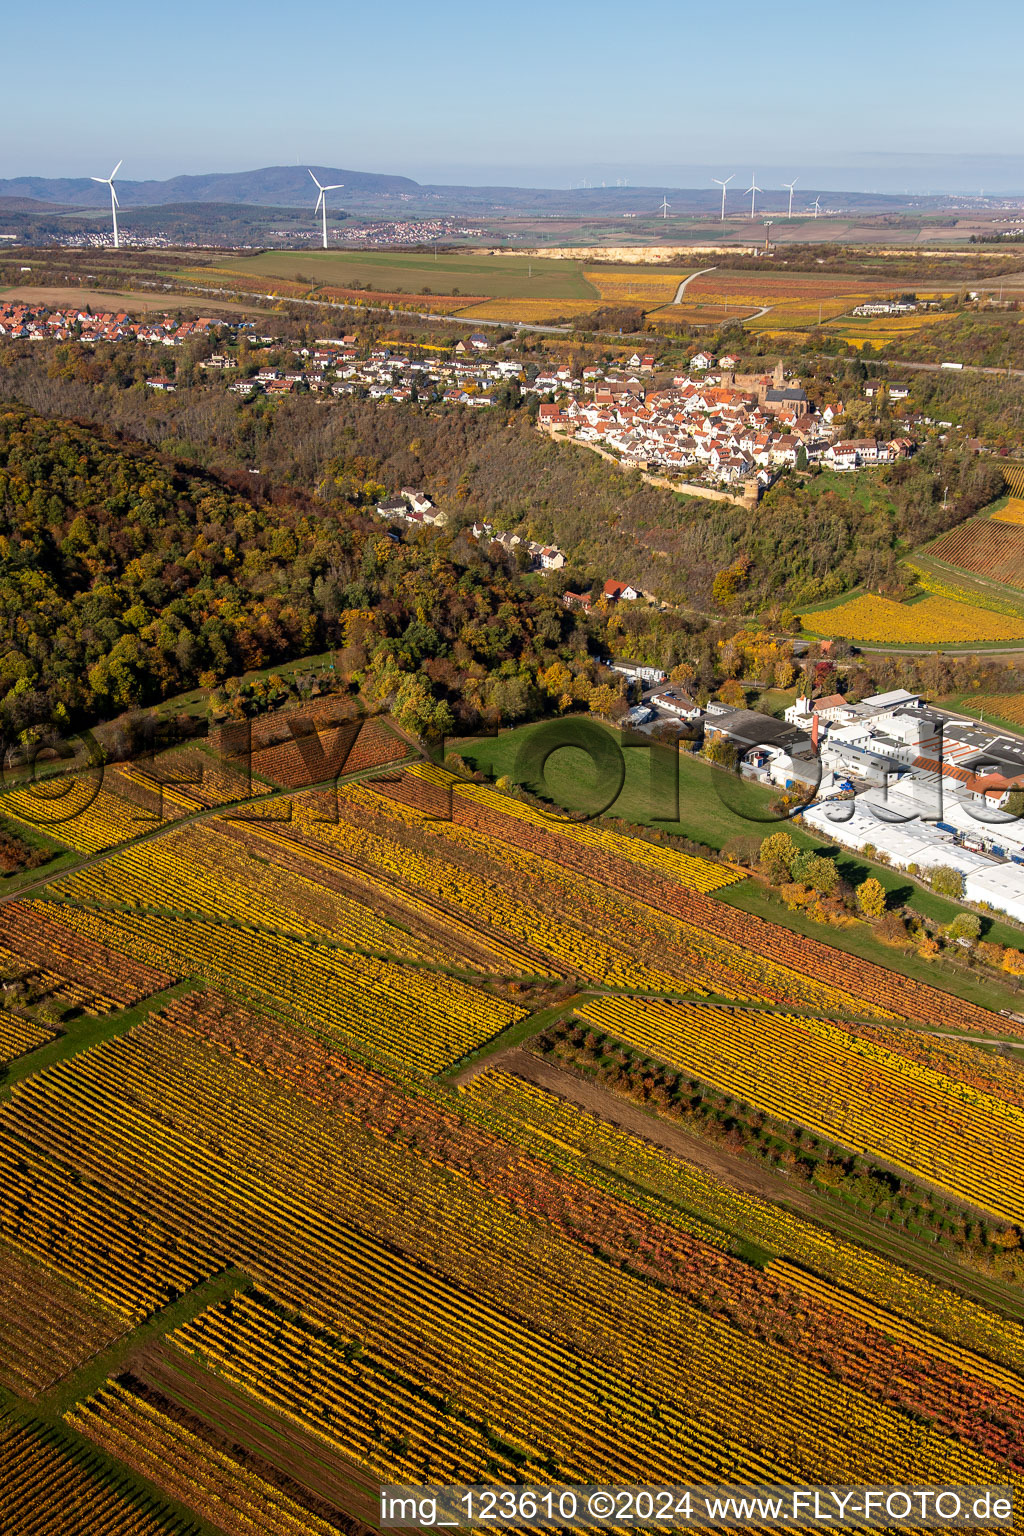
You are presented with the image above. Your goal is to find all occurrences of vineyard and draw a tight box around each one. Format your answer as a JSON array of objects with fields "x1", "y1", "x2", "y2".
[
  {"x1": 799, "y1": 592, "x2": 1024, "y2": 645},
  {"x1": 583, "y1": 267, "x2": 693, "y2": 305},
  {"x1": 929, "y1": 517, "x2": 1024, "y2": 591},
  {"x1": 3, "y1": 732, "x2": 1024, "y2": 1530},
  {"x1": 456, "y1": 298, "x2": 600, "y2": 322},
  {"x1": 573, "y1": 996, "x2": 1024, "y2": 1225}
]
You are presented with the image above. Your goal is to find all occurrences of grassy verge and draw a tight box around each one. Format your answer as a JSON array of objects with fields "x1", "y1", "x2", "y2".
[
  {"x1": 454, "y1": 724, "x2": 790, "y2": 852},
  {"x1": 454, "y1": 718, "x2": 1024, "y2": 1014},
  {"x1": 722, "y1": 880, "x2": 1024, "y2": 1020},
  {"x1": 438, "y1": 994, "x2": 585, "y2": 1082},
  {"x1": 0, "y1": 980, "x2": 198, "y2": 1098},
  {"x1": 36, "y1": 1266, "x2": 249, "y2": 1421}
]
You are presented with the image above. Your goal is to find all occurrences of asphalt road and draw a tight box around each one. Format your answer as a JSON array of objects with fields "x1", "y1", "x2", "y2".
[{"x1": 673, "y1": 267, "x2": 715, "y2": 303}]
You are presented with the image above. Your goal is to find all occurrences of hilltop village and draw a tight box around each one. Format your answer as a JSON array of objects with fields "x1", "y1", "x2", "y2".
[
  {"x1": 0, "y1": 301, "x2": 918, "y2": 502},
  {"x1": 538, "y1": 357, "x2": 915, "y2": 490}
]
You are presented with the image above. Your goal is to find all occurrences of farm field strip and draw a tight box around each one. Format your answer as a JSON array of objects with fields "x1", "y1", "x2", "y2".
[
  {"x1": 798, "y1": 592, "x2": 1024, "y2": 645},
  {"x1": 405, "y1": 766, "x2": 746, "y2": 894},
  {"x1": 206, "y1": 249, "x2": 598, "y2": 301},
  {"x1": 575, "y1": 996, "x2": 1024, "y2": 1224},
  {"x1": 902, "y1": 559, "x2": 1024, "y2": 618},
  {"x1": 583, "y1": 268, "x2": 694, "y2": 304},
  {"x1": 6, "y1": 998, "x2": 1017, "y2": 1487},
  {"x1": 455, "y1": 298, "x2": 597, "y2": 321},
  {"x1": 0, "y1": 1009, "x2": 52, "y2": 1063},
  {"x1": 440, "y1": 776, "x2": 1010, "y2": 1035},
  {"x1": 649, "y1": 300, "x2": 760, "y2": 325},
  {"x1": 462, "y1": 1069, "x2": 1024, "y2": 1373},
  {"x1": 0, "y1": 1237, "x2": 127, "y2": 1399},
  {"x1": 8, "y1": 702, "x2": 1024, "y2": 1513},
  {"x1": 766, "y1": 1261, "x2": 1024, "y2": 1400},
  {"x1": 0, "y1": 1418, "x2": 179, "y2": 1536},
  {"x1": 69, "y1": 1379, "x2": 341, "y2": 1536},
  {"x1": 48, "y1": 898, "x2": 520, "y2": 1073},
  {"x1": 929, "y1": 519, "x2": 1024, "y2": 591},
  {"x1": 288, "y1": 792, "x2": 689, "y2": 993},
  {"x1": 0, "y1": 988, "x2": 1020, "y2": 1493}
]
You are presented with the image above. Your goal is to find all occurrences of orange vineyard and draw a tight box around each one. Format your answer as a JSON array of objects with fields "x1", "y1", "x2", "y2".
[{"x1": 2, "y1": 736, "x2": 1024, "y2": 1532}]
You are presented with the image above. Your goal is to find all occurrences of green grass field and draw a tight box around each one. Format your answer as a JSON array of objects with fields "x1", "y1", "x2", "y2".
[
  {"x1": 210, "y1": 249, "x2": 599, "y2": 301},
  {"x1": 455, "y1": 719, "x2": 1024, "y2": 1017}
]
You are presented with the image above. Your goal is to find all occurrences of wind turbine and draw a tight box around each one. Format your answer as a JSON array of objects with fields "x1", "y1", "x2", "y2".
[
  {"x1": 813, "y1": 196, "x2": 821, "y2": 218},
  {"x1": 91, "y1": 159, "x2": 122, "y2": 248},
  {"x1": 309, "y1": 169, "x2": 344, "y2": 249},
  {"x1": 746, "y1": 173, "x2": 761, "y2": 219},
  {"x1": 712, "y1": 174, "x2": 734, "y2": 221},
  {"x1": 784, "y1": 178, "x2": 798, "y2": 217},
  {"x1": 658, "y1": 195, "x2": 671, "y2": 219}
]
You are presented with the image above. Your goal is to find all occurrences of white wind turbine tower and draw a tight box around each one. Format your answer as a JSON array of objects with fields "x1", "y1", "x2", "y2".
[
  {"x1": 91, "y1": 159, "x2": 122, "y2": 248},
  {"x1": 784, "y1": 178, "x2": 798, "y2": 217},
  {"x1": 309, "y1": 169, "x2": 344, "y2": 249},
  {"x1": 658, "y1": 195, "x2": 671, "y2": 219},
  {"x1": 813, "y1": 196, "x2": 821, "y2": 218},
  {"x1": 712, "y1": 174, "x2": 734, "y2": 221},
  {"x1": 746, "y1": 173, "x2": 761, "y2": 218}
]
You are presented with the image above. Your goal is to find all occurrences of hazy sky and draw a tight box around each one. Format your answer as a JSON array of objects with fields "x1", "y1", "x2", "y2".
[{"x1": 5, "y1": 0, "x2": 1023, "y2": 191}]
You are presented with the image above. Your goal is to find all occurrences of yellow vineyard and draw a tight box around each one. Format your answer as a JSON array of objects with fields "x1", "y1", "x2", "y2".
[
  {"x1": 954, "y1": 692, "x2": 1024, "y2": 727},
  {"x1": 584, "y1": 267, "x2": 692, "y2": 305},
  {"x1": 992, "y1": 498, "x2": 1024, "y2": 525},
  {"x1": 800, "y1": 593, "x2": 1024, "y2": 645}
]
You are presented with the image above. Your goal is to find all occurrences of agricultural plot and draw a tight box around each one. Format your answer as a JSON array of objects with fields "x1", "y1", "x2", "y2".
[
  {"x1": 584, "y1": 266, "x2": 693, "y2": 305},
  {"x1": 947, "y1": 692, "x2": 1024, "y2": 729},
  {"x1": 575, "y1": 996, "x2": 1024, "y2": 1224},
  {"x1": 799, "y1": 592, "x2": 1024, "y2": 645},
  {"x1": 4, "y1": 734, "x2": 1024, "y2": 1526},
  {"x1": 745, "y1": 297, "x2": 860, "y2": 332},
  {"x1": 456, "y1": 298, "x2": 599, "y2": 322},
  {"x1": 992, "y1": 498, "x2": 1024, "y2": 526},
  {"x1": 930, "y1": 517, "x2": 1024, "y2": 591},
  {"x1": 205, "y1": 248, "x2": 598, "y2": 302},
  {"x1": 683, "y1": 271, "x2": 885, "y2": 305}
]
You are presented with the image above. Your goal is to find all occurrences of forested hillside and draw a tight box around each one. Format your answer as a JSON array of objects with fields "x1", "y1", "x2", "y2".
[
  {"x1": 0, "y1": 407, "x2": 616, "y2": 741},
  {"x1": 0, "y1": 345, "x2": 1001, "y2": 613}
]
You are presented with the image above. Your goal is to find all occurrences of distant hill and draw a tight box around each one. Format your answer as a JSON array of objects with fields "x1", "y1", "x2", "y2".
[
  {"x1": 0, "y1": 166, "x2": 417, "y2": 209},
  {"x1": 0, "y1": 165, "x2": 938, "y2": 219},
  {"x1": 0, "y1": 196, "x2": 74, "y2": 214}
]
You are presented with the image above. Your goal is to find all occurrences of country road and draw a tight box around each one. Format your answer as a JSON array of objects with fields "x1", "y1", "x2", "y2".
[{"x1": 673, "y1": 267, "x2": 716, "y2": 303}]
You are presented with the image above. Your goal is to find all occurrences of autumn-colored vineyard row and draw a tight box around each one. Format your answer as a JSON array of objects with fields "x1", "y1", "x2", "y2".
[
  {"x1": 70, "y1": 1380, "x2": 337, "y2": 1536},
  {"x1": 3, "y1": 901, "x2": 172, "y2": 1010},
  {"x1": 0, "y1": 1238, "x2": 125, "y2": 1399},
  {"x1": 801, "y1": 593, "x2": 1024, "y2": 645},
  {"x1": 930, "y1": 517, "x2": 1024, "y2": 590},
  {"x1": 185, "y1": 266, "x2": 487, "y2": 311},
  {"x1": 575, "y1": 996, "x2": 1024, "y2": 1226},
  {"x1": 2, "y1": 990, "x2": 1021, "y2": 1488},
  {"x1": 992, "y1": 497, "x2": 1024, "y2": 526},
  {"x1": 441, "y1": 779, "x2": 1011, "y2": 1036},
  {"x1": 0, "y1": 1008, "x2": 51, "y2": 1064},
  {"x1": 51, "y1": 898, "x2": 520, "y2": 1072},
  {"x1": 463, "y1": 1069, "x2": 1024, "y2": 1375},
  {"x1": 0, "y1": 1418, "x2": 180, "y2": 1536}
]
